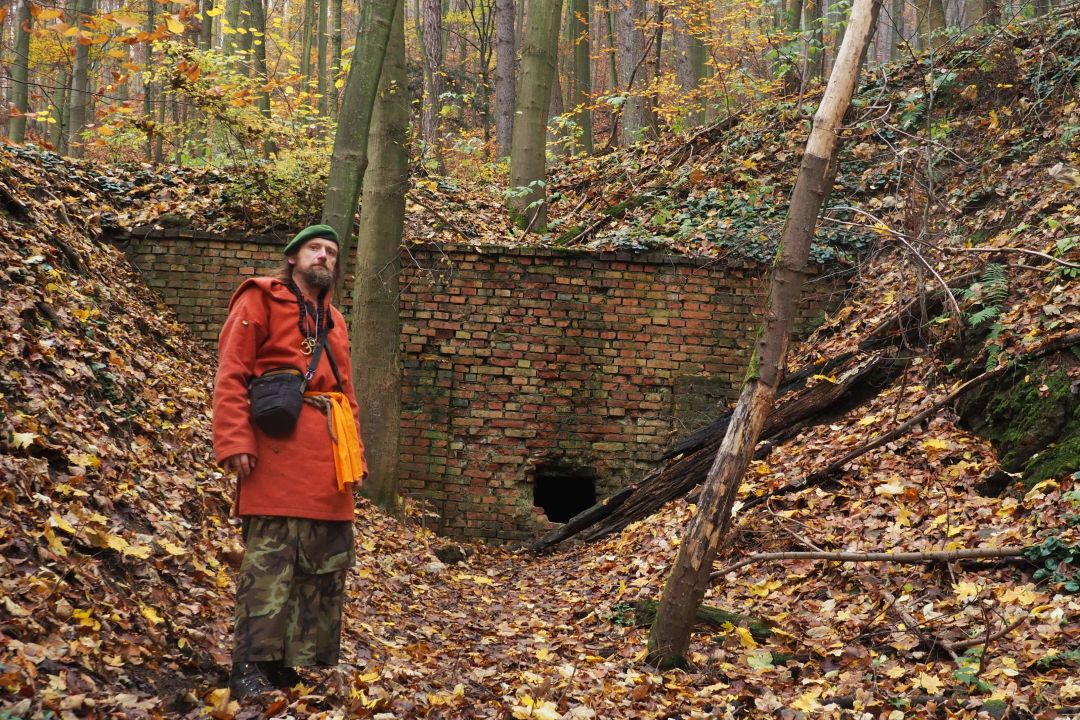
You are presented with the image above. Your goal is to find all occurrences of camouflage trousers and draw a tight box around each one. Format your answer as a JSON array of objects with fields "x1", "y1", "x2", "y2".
[{"x1": 233, "y1": 516, "x2": 354, "y2": 667}]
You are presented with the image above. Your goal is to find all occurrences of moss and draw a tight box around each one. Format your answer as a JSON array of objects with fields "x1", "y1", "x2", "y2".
[{"x1": 958, "y1": 359, "x2": 1079, "y2": 487}]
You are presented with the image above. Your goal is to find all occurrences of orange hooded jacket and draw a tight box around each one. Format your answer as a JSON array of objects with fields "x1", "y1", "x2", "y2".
[{"x1": 213, "y1": 277, "x2": 366, "y2": 521}]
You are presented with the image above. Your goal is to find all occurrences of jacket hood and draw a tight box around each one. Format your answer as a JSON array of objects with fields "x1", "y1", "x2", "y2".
[{"x1": 227, "y1": 276, "x2": 335, "y2": 313}]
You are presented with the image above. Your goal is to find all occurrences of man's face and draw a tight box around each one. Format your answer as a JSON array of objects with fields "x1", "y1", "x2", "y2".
[{"x1": 290, "y1": 237, "x2": 338, "y2": 290}]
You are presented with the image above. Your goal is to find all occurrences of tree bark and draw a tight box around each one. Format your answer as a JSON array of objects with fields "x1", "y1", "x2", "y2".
[
  {"x1": 300, "y1": 0, "x2": 315, "y2": 84},
  {"x1": 225, "y1": 0, "x2": 243, "y2": 54},
  {"x1": 7, "y1": 0, "x2": 32, "y2": 143},
  {"x1": 353, "y1": 0, "x2": 407, "y2": 512},
  {"x1": 508, "y1": 0, "x2": 564, "y2": 230},
  {"x1": 200, "y1": 0, "x2": 214, "y2": 49},
  {"x1": 646, "y1": 0, "x2": 883, "y2": 670},
  {"x1": 617, "y1": 0, "x2": 649, "y2": 145},
  {"x1": 421, "y1": 0, "x2": 444, "y2": 169},
  {"x1": 673, "y1": 6, "x2": 707, "y2": 124},
  {"x1": 570, "y1": 0, "x2": 593, "y2": 154},
  {"x1": 494, "y1": 0, "x2": 516, "y2": 157},
  {"x1": 251, "y1": 0, "x2": 275, "y2": 156},
  {"x1": 142, "y1": 0, "x2": 155, "y2": 159},
  {"x1": 331, "y1": 0, "x2": 343, "y2": 115},
  {"x1": 321, "y1": 0, "x2": 399, "y2": 294},
  {"x1": 68, "y1": 0, "x2": 95, "y2": 158},
  {"x1": 317, "y1": 0, "x2": 329, "y2": 114}
]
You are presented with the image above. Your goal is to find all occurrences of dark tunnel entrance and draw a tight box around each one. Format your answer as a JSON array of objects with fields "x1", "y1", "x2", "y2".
[{"x1": 532, "y1": 462, "x2": 597, "y2": 523}]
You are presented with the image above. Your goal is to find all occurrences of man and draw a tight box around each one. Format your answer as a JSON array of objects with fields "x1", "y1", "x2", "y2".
[{"x1": 213, "y1": 224, "x2": 367, "y2": 699}]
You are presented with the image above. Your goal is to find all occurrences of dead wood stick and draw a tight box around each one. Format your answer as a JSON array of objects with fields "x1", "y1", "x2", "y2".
[
  {"x1": 711, "y1": 546, "x2": 1027, "y2": 579},
  {"x1": 938, "y1": 244, "x2": 1080, "y2": 270},
  {"x1": 881, "y1": 586, "x2": 960, "y2": 662},
  {"x1": 951, "y1": 615, "x2": 1026, "y2": 653}
]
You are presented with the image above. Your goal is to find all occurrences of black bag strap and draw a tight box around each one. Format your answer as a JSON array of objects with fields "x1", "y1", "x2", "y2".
[
  {"x1": 301, "y1": 323, "x2": 330, "y2": 390},
  {"x1": 302, "y1": 320, "x2": 345, "y2": 392}
]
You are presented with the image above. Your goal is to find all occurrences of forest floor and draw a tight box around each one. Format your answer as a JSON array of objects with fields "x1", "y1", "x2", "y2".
[{"x1": 2, "y1": 10, "x2": 1080, "y2": 720}]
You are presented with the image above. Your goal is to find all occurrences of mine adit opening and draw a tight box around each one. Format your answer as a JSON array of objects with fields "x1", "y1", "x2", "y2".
[{"x1": 532, "y1": 462, "x2": 597, "y2": 523}]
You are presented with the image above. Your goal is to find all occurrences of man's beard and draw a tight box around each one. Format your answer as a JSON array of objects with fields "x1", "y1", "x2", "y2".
[{"x1": 299, "y1": 265, "x2": 333, "y2": 290}]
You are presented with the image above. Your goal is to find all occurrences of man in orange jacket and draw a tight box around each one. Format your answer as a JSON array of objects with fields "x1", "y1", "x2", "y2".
[{"x1": 213, "y1": 224, "x2": 367, "y2": 699}]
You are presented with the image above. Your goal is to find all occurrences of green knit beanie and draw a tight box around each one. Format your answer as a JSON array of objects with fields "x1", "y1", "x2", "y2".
[{"x1": 284, "y1": 224, "x2": 340, "y2": 255}]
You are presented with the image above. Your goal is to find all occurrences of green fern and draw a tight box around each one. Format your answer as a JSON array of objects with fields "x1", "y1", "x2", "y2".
[
  {"x1": 968, "y1": 305, "x2": 1001, "y2": 327},
  {"x1": 980, "y1": 263, "x2": 1008, "y2": 307}
]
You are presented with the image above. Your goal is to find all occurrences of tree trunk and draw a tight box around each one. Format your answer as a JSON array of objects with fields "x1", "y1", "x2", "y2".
[
  {"x1": 617, "y1": 0, "x2": 649, "y2": 145},
  {"x1": 142, "y1": 0, "x2": 154, "y2": 159},
  {"x1": 673, "y1": 8, "x2": 707, "y2": 123},
  {"x1": 301, "y1": 0, "x2": 315, "y2": 85},
  {"x1": 200, "y1": 0, "x2": 214, "y2": 49},
  {"x1": 508, "y1": 0, "x2": 564, "y2": 229},
  {"x1": 238, "y1": 0, "x2": 255, "y2": 58},
  {"x1": 571, "y1": 0, "x2": 593, "y2": 154},
  {"x1": 353, "y1": 0, "x2": 407, "y2": 513},
  {"x1": 317, "y1": 0, "x2": 329, "y2": 114},
  {"x1": 321, "y1": 0, "x2": 399, "y2": 294},
  {"x1": 604, "y1": 0, "x2": 618, "y2": 91},
  {"x1": 421, "y1": 0, "x2": 444, "y2": 169},
  {"x1": 331, "y1": 0, "x2": 343, "y2": 115},
  {"x1": 68, "y1": 0, "x2": 95, "y2": 158},
  {"x1": 7, "y1": 0, "x2": 32, "y2": 143},
  {"x1": 225, "y1": 0, "x2": 242, "y2": 54},
  {"x1": 890, "y1": 0, "x2": 904, "y2": 57},
  {"x1": 494, "y1": 0, "x2": 515, "y2": 157},
  {"x1": 646, "y1": 0, "x2": 883, "y2": 670},
  {"x1": 252, "y1": 0, "x2": 275, "y2": 157}
]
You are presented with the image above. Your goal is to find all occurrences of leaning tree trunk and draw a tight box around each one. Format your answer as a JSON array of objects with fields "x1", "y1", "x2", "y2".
[
  {"x1": 67, "y1": 0, "x2": 95, "y2": 157},
  {"x1": 353, "y1": 0, "x2": 408, "y2": 513},
  {"x1": 571, "y1": 0, "x2": 593, "y2": 154},
  {"x1": 508, "y1": 0, "x2": 564, "y2": 230},
  {"x1": 7, "y1": 0, "x2": 32, "y2": 143},
  {"x1": 321, "y1": 0, "x2": 399, "y2": 296},
  {"x1": 493, "y1": 0, "x2": 515, "y2": 157},
  {"x1": 646, "y1": 0, "x2": 884, "y2": 670}
]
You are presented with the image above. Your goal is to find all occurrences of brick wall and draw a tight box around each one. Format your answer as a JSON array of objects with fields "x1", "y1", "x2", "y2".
[{"x1": 125, "y1": 232, "x2": 846, "y2": 542}]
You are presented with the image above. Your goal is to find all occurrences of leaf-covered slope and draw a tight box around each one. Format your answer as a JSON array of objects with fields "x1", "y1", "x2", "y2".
[{"x1": 2, "y1": 12, "x2": 1080, "y2": 719}]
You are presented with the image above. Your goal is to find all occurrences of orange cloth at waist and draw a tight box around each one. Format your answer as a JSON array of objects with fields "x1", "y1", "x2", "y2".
[{"x1": 303, "y1": 391, "x2": 364, "y2": 492}]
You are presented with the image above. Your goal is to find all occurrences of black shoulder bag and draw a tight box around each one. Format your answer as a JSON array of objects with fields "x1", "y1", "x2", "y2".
[{"x1": 247, "y1": 323, "x2": 330, "y2": 437}]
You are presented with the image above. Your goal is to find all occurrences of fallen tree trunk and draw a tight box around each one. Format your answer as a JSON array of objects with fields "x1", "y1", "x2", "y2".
[{"x1": 532, "y1": 349, "x2": 903, "y2": 551}]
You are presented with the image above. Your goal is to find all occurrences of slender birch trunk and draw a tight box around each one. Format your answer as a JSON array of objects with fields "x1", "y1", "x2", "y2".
[
  {"x1": 321, "y1": 0, "x2": 399, "y2": 293},
  {"x1": 8, "y1": 0, "x2": 32, "y2": 142},
  {"x1": 494, "y1": 0, "x2": 515, "y2": 157},
  {"x1": 353, "y1": 0, "x2": 407, "y2": 512},
  {"x1": 508, "y1": 0, "x2": 563, "y2": 229},
  {"x1": 646, "y1": 0, "x2": 884, "y2": 670}
]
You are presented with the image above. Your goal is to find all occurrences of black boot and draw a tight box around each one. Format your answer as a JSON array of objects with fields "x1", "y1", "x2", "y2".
[
  {"x1": 260, "y1": 661, "x2": 304, "y2": 689},
  {"x1": 229, "y1": 662, "x2": 274, "y2": 700}
]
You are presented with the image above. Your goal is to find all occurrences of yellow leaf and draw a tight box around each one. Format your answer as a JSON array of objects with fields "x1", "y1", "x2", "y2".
[
  {"x1": 922, "y1": 438, "x2": 950, "y2": 452},
  {"x1": 206, "y1": 5, "x2": 223, "y2": 15},
  {"x1": 109, "y1": 12, "x2": 142, "y2": 28},
  {"x1": 735, "y1": 626, "x2": 758, "y2": 649},
  {"x1": 791, "y1": 687, "x2": 822, "y2": 713},
  {"x1": 536, "y1": 646, "x2": 554, "y2": 661},
  {"x1": 989, "y1": 110, "x2": 1000, "y2": 131},
  {"x1": 885, "y1": 665, "x2": 906, "y2": 679},
  {"x1": 875, "y1": 480, "x2": 905, "y2": 496},
  {"x1": 140, "y1": 604, "x2": 164, "y2": 625},
  {"x1": 997, "y1": 585, "x2": 1038, "y2": 605},
  {"x1": 165, "y1": 15, "x2": 184, "y2": 34},
  {"x1": 895, "y1": 504, "x2": 914, "y2": 528},
  {"x1": 34, "y1": 7, "x2": 65, "y2": 20},
  {"x1": 747, "y1": 579, "x2": 781, "y2": 597},
  {"x1": 357, "y1": 671, "x2": 380, "y2": 683},
  {"x1": 49, "y1": 514, "x2": 77, "y2": 535},
  {"x1": 953, "y1": 581, "x2": 981, "y2": 602},
  {"x1": 915, "y1": 671, "x2": 943, "y2": 694},
  {"x1": 159, "y1": 540, "x2": 187, "y2": 556},
  {"x1": 124, "y1": 544, "x2": 153, "y2": 559},
  {"x1": 11, "y1": 432, "x2": 36, "y2": 449},
  {"x1": 106, "y1": 534, "x2": 130, "y2": 552},
  {"x1": 43, "y1": 525, "x2": 68, "y2": 557},
  {"x1": 810, "y1": 374, "x2": 837, "y2": 384}
]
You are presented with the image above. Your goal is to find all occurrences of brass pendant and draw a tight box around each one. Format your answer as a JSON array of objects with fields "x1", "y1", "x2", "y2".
[{"x1": 301, "y1": 336, "x2": 317, "y2": 355}]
